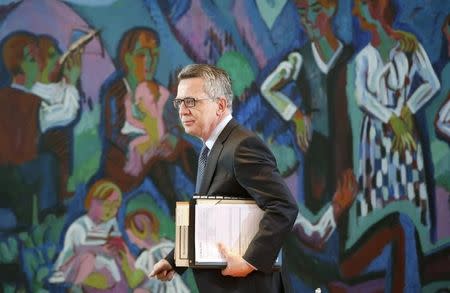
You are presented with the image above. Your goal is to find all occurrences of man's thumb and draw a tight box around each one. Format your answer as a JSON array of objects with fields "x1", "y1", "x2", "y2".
[{"x1": 148, "y1": 269, "x2": 156, "y2": 278}]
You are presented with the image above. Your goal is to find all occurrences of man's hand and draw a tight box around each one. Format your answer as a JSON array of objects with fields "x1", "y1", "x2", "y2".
[
  {"x1": 149, "y1": 259, "x2": 175, "y2": 281},
  {"x1": 218, "y1": 243, "x2": 255, "y2": 277}
]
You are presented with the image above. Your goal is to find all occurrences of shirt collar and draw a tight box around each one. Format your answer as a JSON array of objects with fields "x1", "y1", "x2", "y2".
[{"x1": 204, "y1": 114, "x2": 233, "y2": 150}]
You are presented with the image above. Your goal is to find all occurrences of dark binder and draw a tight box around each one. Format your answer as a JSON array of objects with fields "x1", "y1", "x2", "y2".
[{"x1": 175, "y1": 196, "x2": 282, "y2": 270}]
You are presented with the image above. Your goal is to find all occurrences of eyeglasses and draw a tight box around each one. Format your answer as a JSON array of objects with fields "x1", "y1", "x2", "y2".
[{"x1": 173, "y1": 97, "x2": 215, "y2": 110}]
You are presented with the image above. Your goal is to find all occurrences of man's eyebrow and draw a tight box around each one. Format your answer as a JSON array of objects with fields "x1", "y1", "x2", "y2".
[{"x1": 174, "y1": 97, "x2": 188, "y2": 100}]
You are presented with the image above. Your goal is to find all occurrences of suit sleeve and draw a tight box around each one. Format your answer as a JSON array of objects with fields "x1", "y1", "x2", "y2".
[
  {"x1": 234, "y1": 136, "x2": 298, "y2": 272},
  {"x1": 164, "y1": 249, "x2": 187, "y2": 275}
]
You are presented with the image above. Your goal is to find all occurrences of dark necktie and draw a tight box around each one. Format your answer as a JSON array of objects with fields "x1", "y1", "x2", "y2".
[{"x1": 195, "y1": 144, "x2": 209, "y2": 193}]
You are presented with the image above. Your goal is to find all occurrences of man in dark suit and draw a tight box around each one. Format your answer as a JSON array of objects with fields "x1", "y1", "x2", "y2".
[{"x1": 150, "y1": 64, "x2": 298, "y2": 292}]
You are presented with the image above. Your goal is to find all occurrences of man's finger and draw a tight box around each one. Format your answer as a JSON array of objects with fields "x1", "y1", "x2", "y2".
[
  {"x1": 167, "y1": 270, "x2": 175, "y2": 280},
  {"x1": 149, "y1": 269, "x2": 157, "y2": 278},
  {"x1": 149, "y1": 263, "x2": 165, "y2": 278},
  {"x1": 157, "y1": 270, "x2": 175, "y2": 281},
  {"x1": 156, "y1": 270, "x2": 168, "y2": 280},
  {"x1": 218, "y1": 243, "x2": 229, "y2": 259},
  {"x1": 221, "y1": 266, "x2": 231, "y2": 276}
]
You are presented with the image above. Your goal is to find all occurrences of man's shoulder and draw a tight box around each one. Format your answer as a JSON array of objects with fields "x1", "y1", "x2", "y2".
[
  {"x1": 226, "y1": 121, "x2": 265, "y2": 148},
  {"x1": 227, "y1": 120, "x2": 254, "y2": 139}
]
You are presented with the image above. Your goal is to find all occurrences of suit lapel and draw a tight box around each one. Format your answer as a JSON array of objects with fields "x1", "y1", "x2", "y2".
[{"x1": 199, "y1": 119, "x2": 239, "y2": 194}]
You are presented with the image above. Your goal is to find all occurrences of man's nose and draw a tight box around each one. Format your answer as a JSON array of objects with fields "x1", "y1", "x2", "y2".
[{"x1": 178, "y1": 101, "x2": 190, "y2": 115}]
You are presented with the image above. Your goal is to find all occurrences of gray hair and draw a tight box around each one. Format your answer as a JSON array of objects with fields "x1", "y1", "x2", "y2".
[{"x1": 178, "y1": 64, "x2": 233, "y2": 110}]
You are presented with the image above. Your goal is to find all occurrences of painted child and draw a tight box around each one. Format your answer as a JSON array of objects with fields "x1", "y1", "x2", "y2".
[
  {"x1": 49, "y1": 179, "x2": 125, "y2": 290},
  {"x1": 123, "y1": 80, "x2": 171, "y2": 176},
  {"x1": 119, "y1": 209, "x2": 190, "y2": 293}
]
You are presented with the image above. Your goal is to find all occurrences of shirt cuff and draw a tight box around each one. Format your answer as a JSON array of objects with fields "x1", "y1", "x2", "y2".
[{"x1": 244, "y1": 258, "x2": 257, "y2": 271}]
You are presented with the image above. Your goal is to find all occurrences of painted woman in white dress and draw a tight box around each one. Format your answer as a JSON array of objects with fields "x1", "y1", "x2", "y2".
[
  {"x1": 353, "y1": 0, "x2": 440, "y2": 226},
  {"x1": 435, "y1": 15, "x2": 450, "y2": 142}
]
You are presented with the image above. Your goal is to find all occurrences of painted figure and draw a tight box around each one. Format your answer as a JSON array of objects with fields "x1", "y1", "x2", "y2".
[
  {"x1": 0, "y1": 32, "x2": 63, "y2": 228},
  {"x1": 102, "y1": 27, "x2": 196, "y2": 212},
  {"x1": 124, "y1": 80, "x2": 171, "y2": 176},
  {"x1": 119, "y1": 209, "x2": 189, "y2": 292},
  {"x1": 261, "y1": 0, "x2": 355, "y2": 214},
  {"x1": 31, "y1": 34, "x2": 82, "y2": 198},
  {"x1": 49, "y1": 179, "x2": 126, "y2": 291},
  {"x1": 352, "y1": 0, "x2": 440, "y2": 226},
  {"x1": 260, "y1": 3, "x2": 358, "y2": 284},
  {"x1": 336, "y1": 0, "x2": 441, "y2": 291},
  {"x1": 31, "y1": 34, "x2": 81, "y2": 132},
  {"x1": 435, "y1": 15, "x2": 450, "y2": 141}
]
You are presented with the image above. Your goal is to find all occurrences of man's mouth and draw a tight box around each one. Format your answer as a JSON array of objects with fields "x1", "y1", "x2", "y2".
[{"x1": 182, "y1": 120, "x2": 195, "y2": 126}]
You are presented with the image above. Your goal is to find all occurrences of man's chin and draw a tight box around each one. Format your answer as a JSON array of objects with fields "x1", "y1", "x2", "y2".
[
  {"x1": 183, "y1": 126, "x2": 198, "y2": 137},
  {"x1": 182, "y1": 125, "x2": 192, "y2": 133}
]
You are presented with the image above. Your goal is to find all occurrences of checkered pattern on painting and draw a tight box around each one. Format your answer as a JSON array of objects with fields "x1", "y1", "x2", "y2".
[{"x1": 356, "y1": 116, "x2": 429, "y2": 226}]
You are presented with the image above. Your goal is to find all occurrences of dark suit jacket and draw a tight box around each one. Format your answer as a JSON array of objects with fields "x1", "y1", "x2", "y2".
[{"x1": 167, "y1": 118, "x2": 298, "y2": 292}]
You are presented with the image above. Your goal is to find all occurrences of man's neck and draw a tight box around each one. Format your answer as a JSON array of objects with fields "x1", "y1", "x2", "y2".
[{"x1": 204, "y1": 112, "x2": 232, "y2": 149}]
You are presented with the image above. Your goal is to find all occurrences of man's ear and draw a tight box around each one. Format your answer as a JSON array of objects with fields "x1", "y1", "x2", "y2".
[{"x1": 217, "y1": 97, "x2": 227, "y2": 114}]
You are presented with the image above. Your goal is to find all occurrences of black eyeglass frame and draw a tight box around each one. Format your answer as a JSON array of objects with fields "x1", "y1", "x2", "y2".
[{"x1": 172, "y1": 97, "x2": 216, "y2": 110}]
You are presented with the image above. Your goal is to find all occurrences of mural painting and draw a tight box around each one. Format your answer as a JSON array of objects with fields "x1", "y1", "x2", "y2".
[{"x1": 0, "y1": 0, "x2": 449, "y2": 292}]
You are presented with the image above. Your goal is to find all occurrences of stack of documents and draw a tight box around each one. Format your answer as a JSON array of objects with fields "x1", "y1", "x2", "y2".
[{"x1": 175, "y1": 197, "x2": 281, "y2": 269}]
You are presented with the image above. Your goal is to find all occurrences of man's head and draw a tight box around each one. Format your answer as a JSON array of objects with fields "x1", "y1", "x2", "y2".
[
  {"x1": 37, "y1": 35, "x2": 62, "y2": 83},
  {"x1": 118, "y1": 27, "x2": 160, "y2": 82},
  {"x1": 174, "y1": 64, "x2": 233, "y2": 141},
  {"x1": 2, "y1": 32, "x2": 39, "y2": 88},
  {"x1": 295, "y1": 0, "x2": 337, "y2": 40}
]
